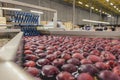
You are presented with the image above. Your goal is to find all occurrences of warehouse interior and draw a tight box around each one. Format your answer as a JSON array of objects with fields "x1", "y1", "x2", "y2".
[{"x1": 0, "y1": 0, "x2": 120, "y2": 80}]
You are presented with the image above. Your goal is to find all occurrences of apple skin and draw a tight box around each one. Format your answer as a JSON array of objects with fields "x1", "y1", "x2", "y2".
[
  {"x1": 24, "y1": 50, "x2": 33, "y2": 54},
  {"x1": 99, "y1": 70, "x2": 120, "y2": 80},
  {"x1": 67, "y1": 58, "x2": 80, "y2": 66},
  {"x1": 52, "y1": 59, "x2": 65, "y2": 67},
  {"x1": 25, "y1": 54, "x2": 38, "y2": 61},
  {"x1": 56, "y1": 71, "x2": 75, "y2": 80},
  {"x1": 87, "y1": 55, "x2": 102, "y2": 63},
  {"x1": 81, "y1": 59, "x2": 92, "y2": 64},
  {"x1": 95, "y1": 62, "x2": 108, "y2": 70},
  {"x1": 72, "y1": 53, "x2": 84, "y2": 60},
  {"x1": 113, "y1": 66, "x2": 120, "y2": 76},
  {"x1": 26, "y1": 67, "x2": 40, "y2": 77},
  {"x1": 62, "y1": 64, "x2": 77, "y2": 73},
  {"x1": 24, "y1": 61, "x2": 36, "y2": 67},
  {"x1": 61, "y1": 53, "x2": 71, "y2": 60},
  {"x1": 79, "y1": 64, "x2": 99, "y2": 75},
  {"x1": 77, "y1": 73, "x2": 94, "y2": 80}
]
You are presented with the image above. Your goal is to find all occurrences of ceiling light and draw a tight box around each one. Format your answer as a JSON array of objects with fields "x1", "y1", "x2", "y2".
[
  {"x1": 106, "y1": 0, "x2": 109, "y2": 2},
  {"x1": 105, "y1": 12, "x2": 107, "y2": 14},
  {"x1": 119, "y1": 10, "x2": 120, "y2": 12},
  {"x1": 91, "y1": 7, "x2": 94, "y2": 9},
  {"x1": 78, "y1": 1, "x2": 83, "y2": 4},
  {"x1": 114, "y1": 6, "x2": 116, "y2": 8},
  {"x1": 82, "y1": 19, "x2": 110, "y2": 24},
  {"x1": 110, "y1": 3, "x2": 113, "y2": 6},
  {"x1": 116, "y1": 8, "x2": 119, "y2": 10},
  {"x1": 99, "y1": 10, "x2": 101, "y2": 12},
  {"x1": 30, "y1": 10, "x2": 44, "y2": 14},
  {"x1": 1, "y1": 7, "x2": 22, "y2": 11},
  {"x1": 102, "y1": 12, "x2": 105, "y2": 14},
  {"x1": 85, "y1": 4, "x2": 89, "y2": 7},
  {"x1": 95, "y1": 9, "x2": 98, "y2": 11}
]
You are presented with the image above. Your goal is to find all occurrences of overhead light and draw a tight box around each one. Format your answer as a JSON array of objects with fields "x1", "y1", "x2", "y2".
[
  {"x1": 99, "y1": 10, "x2": 101, "y2": 12},
  {"x1": 119, "y1": 10, "x2": 120, "y2": 12},
  {"x1": 30, "y1": 10, "x2": 44, "y2": 14},
  {"x1": 0, "y1": 7, "x2": 22, "y2": 11},
  {"x1": 114, "y1": 6, "x2": 116, "y2": 8},
  {"x1": 110, "y1": 3, "x2": 113, "y2": 6},
  {"x1": 116, "y1": 8, "x2": 119, "y2": 10},
  {"x1": 85, "y1": 4, "x2": 89, "y2": 7},
  {"x1": 82, "y1": 19, "x2": 110, "y2": 24},
  {"x1": 95, "y1": 9, "x2": 98, "y2": 11},
  {"x1": 105, "y1": 12, "x2": 107, "y2": 14},
  {"x1": 102, "y1": 12, "x2": 105, "y2": 14},
  {"x1": 106, "y1": 0, "x2": 109, "y2": 2},
  {"x1": 78, "y1": 1, "x2": 83, "y2": 4},
  {"x1": 91, "y1": 7, "x2": 94, "y2": 9}
]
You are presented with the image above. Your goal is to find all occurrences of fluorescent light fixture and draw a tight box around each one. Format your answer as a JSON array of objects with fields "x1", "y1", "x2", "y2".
[
  {"x1": 116, "y1": 8, "x2": 119, "y2": 10},
  {"x1": 82, "y1": 19, "x2": 110, "y2": 24},
  {"x1": 99, "y1": 10, "x2": 101, "y2": 12},
  {"x1": 78, "y1": 1, "x2": 83, "y2": 4},
  {"x1": 91, "y1": 7, "x2": 94, "y2": 9},
  {"x1": 104, "y1": 12, "x2": 107, "y2": 14},
  {"x1": 30, "y1": 10, "x2": 44, "y2": 14},
  {"x1": 1, "y1": 7, "x2": 22, "y2": 11},
  {"x1": 95, "y1": 9, "x2": 98, "y2": 11},
  {"x1": 85, "y1": 4, "x2": 89, "y2": 7},
  {"x1": 102, "y1": 12, "x2": 105, "y2": 14},
  {"x1": 106, "y1": 0, "x2": 109, "y2": 2},
  {"x1": 114, "y1": 6, "x2": 116, "y2": 8},
  {"x1": 110, "y1": 3, "x2": 113, "y2": 6}
]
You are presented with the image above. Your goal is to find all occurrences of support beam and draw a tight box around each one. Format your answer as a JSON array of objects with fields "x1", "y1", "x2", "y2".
[{"x1": 0, "y1": 0, "x2": 56, "y2": 12}]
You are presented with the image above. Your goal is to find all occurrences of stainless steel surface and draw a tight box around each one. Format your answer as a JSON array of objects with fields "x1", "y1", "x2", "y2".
[
  {"x1": 0, "y1": 32, "x2": 35, "y2": 80},
  {"x1": 48, "y1": 31, "x2": 120, "y2": 38},
  {"x1": 0, "y1": 32, "x2": 23, "y2": 61}
]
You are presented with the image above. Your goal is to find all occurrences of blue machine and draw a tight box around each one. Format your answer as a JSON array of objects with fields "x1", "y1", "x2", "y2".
[{"x1": 11, "y1": 11, "x2": 40, "y2": 36}]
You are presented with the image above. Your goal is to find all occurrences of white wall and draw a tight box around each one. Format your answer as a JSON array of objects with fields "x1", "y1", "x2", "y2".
[{"x1": 15, "y1": 0, "x2": 102, "y2": 25}]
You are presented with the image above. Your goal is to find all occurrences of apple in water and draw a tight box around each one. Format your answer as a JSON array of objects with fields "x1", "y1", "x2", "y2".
[
  {"x1": 26, "y1": 67, "x2": 40, "y2": 77},
  {"x1": 24, "y1": 61, "x2": 36, "y2": 67},
  {"x1": 42, "y1": 65, "x2": 59, "y2": 77},
  {"x1": 77, "y1": 73, "x2": 94, "y2": 80},
  {"x1": 67, "y1": 58, "x2": 80, "y2": 66},
  {"x1": 56, "y1": 71, "x2": 75, "y2": 80},
  {"x1": 79, "y1": 64, "x2": 99, "y2": 75},
  {"x1": 24, "y1": 50, "x2": 33, "y2": 54},
  {"x1": 72, "y1": 53, "x2": 84, "y2": 60},
  {"x1": 52, "y1": 58, "x2": 65, "y2": 67},
  {"x1": 62, "y1": 64, "x2": 77, "y2": 73},
  {"x1": 81, "y1": 59, "x2": 92, "y2": 64},
  {"x1": 99, "y1": 70, "x2": 120, "y2": 80},
  {"x1": 87, "y1": 55, "x2": 102, "y2": 63}
]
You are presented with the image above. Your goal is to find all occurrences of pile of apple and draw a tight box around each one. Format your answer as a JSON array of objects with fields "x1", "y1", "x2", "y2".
[{"x1": 23, "y1": 35, "x2": 120, "y2": 80}]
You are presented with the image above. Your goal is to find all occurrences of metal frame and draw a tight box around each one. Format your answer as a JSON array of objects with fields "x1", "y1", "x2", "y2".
[
  {"x1": 0, "y1": 0, "x2": 57, "y2": 27},
  {"x1": 0, "y1": 32, "x2": 35, "y2": 80}
]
